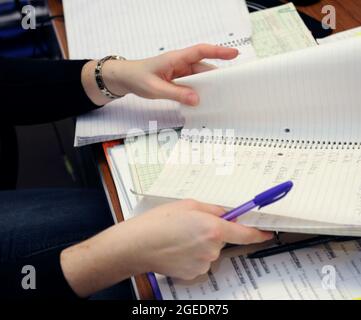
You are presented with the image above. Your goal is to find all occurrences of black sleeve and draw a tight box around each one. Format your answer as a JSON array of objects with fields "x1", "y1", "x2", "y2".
[{"x1": 0, "y1": 58, "x2": 101, "y2": 126}]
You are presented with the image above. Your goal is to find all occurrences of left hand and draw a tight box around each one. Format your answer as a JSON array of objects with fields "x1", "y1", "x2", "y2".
[{"x1": 82, "y1": 44, "x2": 239, "y2": 106}]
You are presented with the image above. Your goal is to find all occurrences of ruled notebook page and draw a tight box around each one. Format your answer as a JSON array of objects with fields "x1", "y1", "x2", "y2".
[
  {"x1": 63, "y1": 0, "x2": 254, "y2": 62},
  {"x1": 148, "y1": 38, "x2": 361, "y2": 226},
  {"x1": 177, "y1": 38, "x2": 361, "y2": 143},
  {"x1": 148, "y1": 140, "x2": 361, "y2": 226},
  {"x1": 63, "y1": 0, "x2": 255, "y2": 146},
  {"x1": 73, "y1": 96, "x2": 183, "y2": 146}
]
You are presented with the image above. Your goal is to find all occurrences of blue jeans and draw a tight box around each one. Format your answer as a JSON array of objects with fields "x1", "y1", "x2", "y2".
[{"x1": 0, "y1": 188, "x2": 134, "y2": 300}]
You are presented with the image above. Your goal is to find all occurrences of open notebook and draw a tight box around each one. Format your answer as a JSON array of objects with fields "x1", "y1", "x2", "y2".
[
  {"x1": 106, "y1": 2, "x2": 322, "y2": 232},
  {"x1": 145, "y1": 38, "x2": 361, "y2": 235},
  {"x1": 63, "y1": 0, "x2": 255, "y2": 146},
  {"x1": 64, "y1": 1, "x2": 317, "y2": 146}
]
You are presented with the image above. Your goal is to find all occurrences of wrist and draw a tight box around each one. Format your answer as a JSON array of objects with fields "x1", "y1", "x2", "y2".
[
  {"x1": 101, "y1": 59, "x2": 131, "y2": 98},
  {"x1": 81, "y1": 59, "x2": 130, "y2": 106},
  {"x1": 115, "y1": 217, "x2": 155, "y2": 275},
  {"x1": 60, "y1": 223, "x2": 145, "y2": 297},
  {"x1": 81, "y1": 60, "x2": 111, "y2": 106}
]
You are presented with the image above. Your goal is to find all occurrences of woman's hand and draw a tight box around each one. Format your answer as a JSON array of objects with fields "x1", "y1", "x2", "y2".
[
  {"x1": 60, "y1": 199, "x2": 273, "y2": 297},
  {"x1": 82, "y1": 44, "x2": 239, "y2": 106},
  {"x1": 128, "y1": 200, "x2": 273, "y2": 280}
]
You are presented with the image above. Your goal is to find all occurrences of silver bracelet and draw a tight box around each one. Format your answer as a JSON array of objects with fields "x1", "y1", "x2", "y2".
[{"x1": 95, "y1": 55, "x2": 126, "y2": 99}]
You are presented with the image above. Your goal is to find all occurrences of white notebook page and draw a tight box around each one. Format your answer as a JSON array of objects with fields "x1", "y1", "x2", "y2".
[
  {"x1": 64, "y1": 0, "x2": 254, "y2": 62},
  {"x1": 148, "y1": 139, "x2": 361, "y2": 226},
  {"x1": 74, "y1": 95, "x2": 183, "y2": 146},
  {"x1": 177, "y1": 37, "x2": 361, "y2": 143},
  {"x1": 318, "y1": 26, "x2": 361, "y2": 45},
  {"x1": 63, "y1": 0, "x2": 256, "y2": 146}
]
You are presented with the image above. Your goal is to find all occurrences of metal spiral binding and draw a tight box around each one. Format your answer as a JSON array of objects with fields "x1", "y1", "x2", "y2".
[
  {"x1": 180, "y1": 134, "x2": 361, "y2": 150},
  {"x1": 218, "y1": 37, "x2": 252, "y2": 48}
]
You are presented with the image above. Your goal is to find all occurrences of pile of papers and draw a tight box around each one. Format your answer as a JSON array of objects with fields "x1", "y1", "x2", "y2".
[
  {"x1": 101, "y1": 2, "x2": 319, "y2": 221},
  {"x1": 64, "y1": 1, "x2": 361, "y2": 300}
]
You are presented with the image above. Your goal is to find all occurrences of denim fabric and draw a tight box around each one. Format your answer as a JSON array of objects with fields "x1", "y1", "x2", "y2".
[{"x1": 0, "y1": 188, "x2": 134, "y2": 299}]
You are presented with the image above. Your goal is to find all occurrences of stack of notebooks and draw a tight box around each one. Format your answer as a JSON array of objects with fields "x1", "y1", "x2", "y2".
[{"x1": 64, "y1": 1, "x2": 361, "y2": 299}]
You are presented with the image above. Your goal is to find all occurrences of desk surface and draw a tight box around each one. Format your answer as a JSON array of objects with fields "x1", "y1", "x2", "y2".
[{"x1": 48, "y1": 0, "x2": 361, "y2": 300}]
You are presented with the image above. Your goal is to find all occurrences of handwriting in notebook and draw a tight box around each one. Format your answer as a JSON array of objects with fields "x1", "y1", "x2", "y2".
[
  {"x1": 250, "y1": 3, "x2": 317, "y2": 57},
  {"x1": 125, "y1": 131, "x2": 179, "y2": 193},
  {"x1": 148, "y1": 138, "x2": 361, "y2": 226},
  {"x1": 146, "y1": 38, "x2": 361, "y2": 227}
]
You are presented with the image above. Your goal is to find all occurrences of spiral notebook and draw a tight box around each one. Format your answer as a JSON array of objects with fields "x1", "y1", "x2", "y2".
[
  {"x1": 63, "y1": 0, "x2": 255, "y2": 146},
  {"x1": 145, "y1": 38, "x2": 361, "y2": 233}
]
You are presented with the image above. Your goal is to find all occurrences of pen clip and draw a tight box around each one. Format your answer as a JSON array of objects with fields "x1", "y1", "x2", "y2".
[
  {"x1": 258, "y1": 189, "x2": 291, "y2": 209},
  {"x1": 254, "y1": 181, "x2": 293, "y2": 210}
]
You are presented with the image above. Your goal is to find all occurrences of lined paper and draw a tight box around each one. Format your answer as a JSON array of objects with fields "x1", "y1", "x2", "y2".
[
  {"x1": 124, "y1": 131, "x2": 179, "y2": 193},
  {"x1": 148, "y1": 139, "x2": 361, "y2": 226},
  {"x1": 63, "y1": 0, "x2": 256, "y2": 146},
  {"x1": 177, "y1": 38, "x2": 361, "y2": 143},
  {"x1": 147, "y1": 38, "x2": 361, "y2": 227},
  {"x1": 250, "y1": 3, "x2": 317, "y2": 57},
  {"x1": 237, "y1": 213, "x2": 361, "y2": 237},
  {"x1": 63, "y1": 0, "x2": 253, "y2": 61},
  {"x1": 119, "y1": 132, "x2": 361, "y2": 235},
  {"x1": 74, "y1": 95, "x2": 183, "y2": 146}
]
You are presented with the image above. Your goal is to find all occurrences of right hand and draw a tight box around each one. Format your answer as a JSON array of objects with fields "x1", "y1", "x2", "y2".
[
  {"x1": 61, "y1": 199, "x2": 273, "y2": 297},
  {"x1": 130, "y1": 199, "x2": 273, "y2": 280}
]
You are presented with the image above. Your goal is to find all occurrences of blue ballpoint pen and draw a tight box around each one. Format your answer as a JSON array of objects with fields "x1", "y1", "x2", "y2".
[
  {"x1": 148, "y1": 181, "x2": 293, "y2": 300},
  {"x1": 147, "y1": 272, "x2": 163, "y2": 300},
  {"x1": 221, "y1": 181, "x2": 293, "y2": 221}
]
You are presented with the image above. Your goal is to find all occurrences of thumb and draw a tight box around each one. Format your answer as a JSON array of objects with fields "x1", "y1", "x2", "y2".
[
  {"x1": 150, "y1": 78, "x2": 199, "y2": 106},
  {"x1": 220, "y1": 220, "x2": 274, "y2": 245}
]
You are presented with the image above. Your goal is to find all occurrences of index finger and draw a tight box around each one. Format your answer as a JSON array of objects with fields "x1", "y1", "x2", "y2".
[
  {"x1": 181, "y1": 199, "x2": 226, "y2": 216},
  {"x1": 220, "y1": 220, "x2": 274, "y2": 245},
  {"x1": 177, "y1": 44, "x2": 239, "y2": 64}
]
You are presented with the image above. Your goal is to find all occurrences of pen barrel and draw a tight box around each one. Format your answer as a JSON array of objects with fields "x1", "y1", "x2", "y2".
[{"x1": 222, "y1": 201, "x2": 256, "y2": 221}]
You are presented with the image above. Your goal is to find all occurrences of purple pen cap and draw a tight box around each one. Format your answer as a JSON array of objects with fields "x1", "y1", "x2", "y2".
[{"x1": 254, "y1": 181, "x2": 293, "y2": 209}]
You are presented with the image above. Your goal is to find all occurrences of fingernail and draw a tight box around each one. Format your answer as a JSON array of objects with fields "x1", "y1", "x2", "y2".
[{"x1": 185, "y1": 92, "x2": 199, "y2": 106}]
